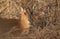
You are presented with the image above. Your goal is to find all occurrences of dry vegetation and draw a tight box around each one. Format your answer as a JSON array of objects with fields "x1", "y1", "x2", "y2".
[{"x1": 0, "y1": 0, "x2": 60, "y2": 39}]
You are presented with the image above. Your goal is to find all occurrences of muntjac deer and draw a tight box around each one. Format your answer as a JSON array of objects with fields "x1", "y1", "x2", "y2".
[{"x1": 19, "y1": 7, "x2": 30, "y2": 33}]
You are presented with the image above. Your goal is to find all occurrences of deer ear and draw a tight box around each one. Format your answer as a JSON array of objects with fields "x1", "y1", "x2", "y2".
[
  {"x1": 23, "y1": 9, "x2": 26, "y2": 13},
  {"x1": 21, "y1": 7, "x2": 24, "y2": 12}
]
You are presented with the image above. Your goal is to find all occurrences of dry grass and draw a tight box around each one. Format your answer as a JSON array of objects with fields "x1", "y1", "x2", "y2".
[{"x1": 0, "y1": 0, "x2": 60, "y2": 39}]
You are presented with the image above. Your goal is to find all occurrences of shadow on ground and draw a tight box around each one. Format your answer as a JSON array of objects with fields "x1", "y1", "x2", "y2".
[{"x1": 0, "y1": 18, "x2": 19, "y2": 36}]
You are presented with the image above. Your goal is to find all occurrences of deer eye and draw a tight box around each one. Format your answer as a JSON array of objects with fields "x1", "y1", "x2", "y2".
[{"x1": 24, "y1": 13, "x2": 26, "y2": 15}]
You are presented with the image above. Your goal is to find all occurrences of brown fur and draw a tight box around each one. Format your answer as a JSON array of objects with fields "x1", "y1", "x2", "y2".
[{"x1": 19, "y1": 7, "x2": 30, "y2": 33}]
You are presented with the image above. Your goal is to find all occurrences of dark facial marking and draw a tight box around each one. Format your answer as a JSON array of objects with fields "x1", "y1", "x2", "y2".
[{"x1": 24, "y1": 13, "x2": 26, "y2": 15}]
